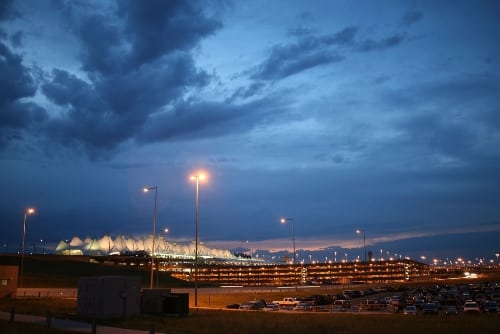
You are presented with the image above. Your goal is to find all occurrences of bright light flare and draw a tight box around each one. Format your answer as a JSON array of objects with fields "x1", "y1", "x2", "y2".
[
  {"x1": 26, "y1": 208, "x2": 35, "y2": 215},
  {"x1": 143, "y1": 186, "x2": 157, "y2": 193},
  {"x1": 190, "y1": 172, "x2": 207, "y2": 182}
]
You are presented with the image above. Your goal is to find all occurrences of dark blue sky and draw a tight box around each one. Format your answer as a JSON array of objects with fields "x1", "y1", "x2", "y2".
[{"x1": 1, "y1": 0, "x2": 499, "y2": 264}]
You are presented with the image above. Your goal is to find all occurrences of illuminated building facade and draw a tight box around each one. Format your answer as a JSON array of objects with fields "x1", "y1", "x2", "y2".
[{"x1": 169, "y1": 259, "x2": 429, "y2": 286}]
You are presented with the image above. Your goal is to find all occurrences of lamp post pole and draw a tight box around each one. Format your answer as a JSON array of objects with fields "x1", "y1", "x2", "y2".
[
  {"x1": 163, "y1": 228, "x2": 170, "y2": 273},
  {"x1": 194, "y1": 177, "x2": 199, "y2": 307},
  {"x1": 143, "y1": 186, "x2": 158, "y2": 289},
  {"x1": 190, "y1": 173, "x2": 206, "y2": 307},
  {"x1": 356, "y1": 229, "x2": 366, "y2": 262},
  {"x1": 280, "y1": 217, "x2": 296, "y2": 264},
  {"x1": 240, "y1": 240, "x2": 243, "y2": 263},
  {"x1": 20, "y1": 208, "x2": 35, "y2": 288}
]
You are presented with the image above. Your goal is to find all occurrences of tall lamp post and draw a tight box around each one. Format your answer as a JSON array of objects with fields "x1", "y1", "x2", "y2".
[
  {"x1": 20, "y1": 208, "x2": 35, "y2": 288},
  {"x1": 356, "y1": 229, "x2": 366, "y2": 262},
  {"x1": 190, "y1": 173, "x2": 206, "y2": 307},
  {"x1": 280, "y1": 217, "x2": 296, "y2": 264},
  {"x1": 143, "y1": 186, "x2": 158, "y2": 289},
  {"x1": 163, "y1": 228, "x2": 170, "y2": 272}
]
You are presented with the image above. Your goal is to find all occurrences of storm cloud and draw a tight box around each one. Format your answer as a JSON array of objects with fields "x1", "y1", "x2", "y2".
[
  {"x1": 1, "y1": 0, "x2": 224, "y2": 158},
  {"x1": 0, "y1": 1, "x2": 499, "y2": 261}
]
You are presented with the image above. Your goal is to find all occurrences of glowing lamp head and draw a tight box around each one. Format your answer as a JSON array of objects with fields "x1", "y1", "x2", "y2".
[
  {"x1": 26, "y1": 208, "x2": 35, "y2": 215},
  {"x1": 190, "y1": 172, "x2": 207, "y2": 182},
  {"x1": 143, "y1": 186, "x2": 156, "y2": 193},
  {"x1": 280, "y1": 218, "x2": 286, "y2": 224}
]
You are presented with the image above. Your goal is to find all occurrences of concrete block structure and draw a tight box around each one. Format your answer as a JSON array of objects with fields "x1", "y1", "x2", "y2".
[
  {"x1": 77, "y1": 276, "x2": 141, "y2": 318},
  {"x1": 0, "y1": 265, "x2": 18, "y2": 298}
]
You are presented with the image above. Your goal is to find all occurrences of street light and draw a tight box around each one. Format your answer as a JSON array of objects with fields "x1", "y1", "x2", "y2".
[
  {"x1": 280, "y1": 217, "x2": 296, "y2": 264},
  {"x1": 356, "y1": 229, "x2": 366, "y2": 262},
  {"x1": 240, "y1": 240, "x2": 248, "y2": 263},
  {"x1": 162, "y1": 228, "x2": 170, "y2": 271},
  {"x1": 143, "y1": 186, "x2": 158, "y2": 289},
  {"x1": 190, "y1": 172, "x2": 206, "y2": 307},
  {"x1": 20, "y1": 207, "x2": 35, "y2": 288}
]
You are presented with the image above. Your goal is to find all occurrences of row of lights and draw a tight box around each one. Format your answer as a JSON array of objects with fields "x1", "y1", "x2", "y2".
[{"x1": 277, "y1": 223, "x2": 367, "y2": 265}]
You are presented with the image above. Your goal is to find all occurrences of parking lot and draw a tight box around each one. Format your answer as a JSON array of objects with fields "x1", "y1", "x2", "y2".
[{"x1": 228, "y1": 281, "x2": 500, "y2": 315}]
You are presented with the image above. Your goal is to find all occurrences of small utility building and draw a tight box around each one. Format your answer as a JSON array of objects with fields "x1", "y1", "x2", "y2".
[
  {"x1": 77, "y1": 276, "x2": 141, "y2": 318},
  {"x1": 0, "y1": 265, "x2": 18, "y2": 298}
]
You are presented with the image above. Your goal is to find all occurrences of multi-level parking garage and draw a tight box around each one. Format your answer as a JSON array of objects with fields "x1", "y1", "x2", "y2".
[{"x1": 168, "y1": 259, "x2": 430, "y2": 286}]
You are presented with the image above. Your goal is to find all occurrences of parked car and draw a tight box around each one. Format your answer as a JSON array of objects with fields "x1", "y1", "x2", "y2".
[
  {"x1": 463, "y1": 301, "x2": 481, "y2": 314},
  {"x1": 422, "y1": 303, "x2": 439, "y2": 315},
  {"x1": 333, "y1": 299, "x2": 351, "y2": 311},
  {"x1": 390, "y1": 295, "x2": 402, "y2": 308},
  {"x1": 239, "y1": 299, "x2": 266, "y2": 310},
  {"x1": 263, "y1": 303, "x2": 280, "y2": 311},
  {"x1": 445, "y1": 306, "x2": 459, "y2": 315},
  {"x1": 414, "y1": 299, "x2": 425, "y2": 310},
  {"x1": 293, "y1": 302, "x2": 312, "y2": 311},
  {"x1": 271, "y1": 297, "x2": 299, "y2": 308},
  {"x1": 226, "y1": 303, "x2": 240, "y2": 309},
  {"x1": 403, "y1": 305, "x2": 417, "y2": 315},
  {"x1": 483, "y1": 300, "x2": 498, "y2": 313},
  {"x1": 312, "y1": 305, "x2": 330, "y2": 312},
  {"x1": 343, "y1": 290, "x2": 362, "y2": 298},
  {"x1": 490, "y1": 293, "x2": 500, "y2": 302},
  {"x1": 363, "y1": 298, "x2": 383, "y2": 311}
]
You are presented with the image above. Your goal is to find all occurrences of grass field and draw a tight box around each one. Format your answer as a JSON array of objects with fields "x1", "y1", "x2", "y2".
[
  {"x1": 2, "y1": 301, "x2": 499, "y2": 334},
  {"x1": 1, "y1": 254, "x2": 499, "y2": 333},
  {"x1": 0, "y1": 254, "x2": 191, "y2": 288},
  {"x1": 0, "y1": 320, "x2": 76, "y2": 334}
]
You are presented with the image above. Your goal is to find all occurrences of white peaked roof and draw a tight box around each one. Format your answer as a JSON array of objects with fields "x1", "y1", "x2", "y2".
[
  {"x1": 55, "y1": 240, "x2": 69, "y2": 252},
  {"x1": 113, "y1": 235, "x2": 127, "y2": 251},
  {"x1": 69, "y1": 236, "x2": 84, "y2": 247},
  {"x1": 124, "y1": 238, "x2": 136, "y2": 251},
  {"x1": 143, "y1": 236, "x2": 154, "y2": 252},
  {"x1": 83, "y1": 239, "x2": 100, "y2": 251},
  {"x1": 97, "y1": 235, "x2": 114, "y2": 251},
  {"x1": 55, "y1": 234, "x2": 238, "y2": 260}
]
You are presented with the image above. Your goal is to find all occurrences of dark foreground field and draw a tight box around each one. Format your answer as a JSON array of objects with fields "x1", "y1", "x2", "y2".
[
  {"x1": 0, "y1": 320, "x2": 75, "y2": 334},
  {"x1": 109, "y1": 309, "x2": 500, "y2": 334},
  {"x1": 1, "y1": 299, "x2": 499, "y2": 334}
]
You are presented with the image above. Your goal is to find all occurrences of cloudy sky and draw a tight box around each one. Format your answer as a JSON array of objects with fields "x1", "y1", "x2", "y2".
[{"x1": 1, "y1": 0, "x2": 499, "y2": 263}]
